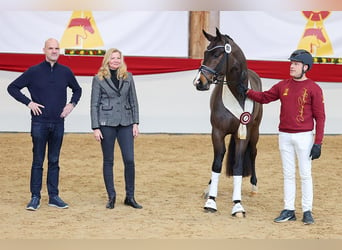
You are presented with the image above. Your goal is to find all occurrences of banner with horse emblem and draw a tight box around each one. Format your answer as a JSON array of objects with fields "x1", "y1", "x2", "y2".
[
  {"x1": 1, "y1": 11, "x2": 342, "y2": 82},
  {"x1": 60, "y1": 11, "x2": 104, "y2": 49},
  {"x1": 1, "y1": 11, "x2": 342, "y2": 59},
  {"x1": 220, "y1": 11, "x2": 342, "y2": 60}
]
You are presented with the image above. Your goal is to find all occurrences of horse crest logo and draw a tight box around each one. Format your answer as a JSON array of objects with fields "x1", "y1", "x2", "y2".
[
  {"x1": 297, "y1": 11, "x2": 333, "y2": 56},
  {"x1": 60, "y1": 11, "x2": 104, "y2": 49}
]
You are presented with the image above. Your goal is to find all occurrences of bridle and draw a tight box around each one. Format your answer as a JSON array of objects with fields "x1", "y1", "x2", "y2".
[{"x1": 198, "y1": 40, "x2": 232, "y2": 85}]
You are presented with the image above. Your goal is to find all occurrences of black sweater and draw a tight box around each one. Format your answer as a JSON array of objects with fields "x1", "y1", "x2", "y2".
[
  {"x1": 110, "y1": 69, "x2": 119, "y2": 89},
  {"x1": 7, "y1": 61, "x2": 82, "y2": 123}
]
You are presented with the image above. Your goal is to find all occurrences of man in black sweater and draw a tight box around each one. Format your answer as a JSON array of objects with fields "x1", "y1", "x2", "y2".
[{"x1": 7, "y1": 38, "x2": 82, "y2": 211}]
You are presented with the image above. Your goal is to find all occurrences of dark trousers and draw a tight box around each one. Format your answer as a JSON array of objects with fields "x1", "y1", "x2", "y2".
[
  {"x1": 100, "y1": 125, "x2": 135, "y2": 199},
  {"x1": 30, "y1": 122, "x2": 64, "y2": 198}
]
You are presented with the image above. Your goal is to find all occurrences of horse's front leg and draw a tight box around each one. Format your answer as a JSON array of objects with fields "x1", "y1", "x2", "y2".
[
  {"x1": 204, "y1": 131, "x2": 226, "y2": 213},
  {"x1": 230, "y1": 138, "x2": 249, "y2": 217}
]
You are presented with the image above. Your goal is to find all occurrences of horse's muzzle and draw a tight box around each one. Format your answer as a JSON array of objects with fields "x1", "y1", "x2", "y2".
[
  {"x1": 195, "y1": 82, "x2": 210, "y2": 91},
  {"x1": 193, "y1": 71, "x2": 210, "y2": 91}
]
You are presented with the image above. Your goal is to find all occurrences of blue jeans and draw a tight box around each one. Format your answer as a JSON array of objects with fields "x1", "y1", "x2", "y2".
[
  {"x1": 30, "y1": 122, "x2": 64, "y2": 198},
  {"x1": 100, "y1": 125, "x2": 135, "y2": 199}
]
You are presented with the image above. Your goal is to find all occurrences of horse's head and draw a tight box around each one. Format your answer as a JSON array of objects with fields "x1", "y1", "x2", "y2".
[
  {"x1": 84, "y1": 17, "x2": 95, "y2": 34},
  {"x1": 193, "y1": 28, "x2": 247, "y2": 91}
]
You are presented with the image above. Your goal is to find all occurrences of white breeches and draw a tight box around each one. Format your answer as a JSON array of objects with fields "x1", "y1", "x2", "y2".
[{"x1": 279, "y1": 131, "x2": 314, "y2": 212}]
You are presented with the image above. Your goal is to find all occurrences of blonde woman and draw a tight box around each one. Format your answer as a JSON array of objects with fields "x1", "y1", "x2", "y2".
[{"x1": 91, "y1": 48, "x2": 141, "y2": 209}]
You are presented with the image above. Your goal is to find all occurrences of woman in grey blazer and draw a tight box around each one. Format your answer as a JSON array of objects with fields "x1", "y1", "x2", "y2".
[{"x1": 91, "y1": 48, "x2": 142, "y2": 209}]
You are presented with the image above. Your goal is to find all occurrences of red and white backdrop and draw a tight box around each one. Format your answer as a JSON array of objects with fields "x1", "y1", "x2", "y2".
[{"x1": 1, "y1": 11, "x2": 341, "y2": 134}]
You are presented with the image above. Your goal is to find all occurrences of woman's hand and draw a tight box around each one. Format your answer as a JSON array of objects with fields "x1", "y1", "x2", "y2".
[
  {"x1": 93, "y1": 129, "x2": 103, "y2": 142},
  {"x1": 133, "y1": 124, "x2": 139, "y2": 137}
]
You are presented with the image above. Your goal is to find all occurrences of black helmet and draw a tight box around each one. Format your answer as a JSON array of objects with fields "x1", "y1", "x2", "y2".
[{"x1": 289, "y1": 49, "x2": 313, "y2": 71}]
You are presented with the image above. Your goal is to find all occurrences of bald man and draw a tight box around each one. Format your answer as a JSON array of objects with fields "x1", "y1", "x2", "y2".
[{"x1": 8, "y1": 38, "x2": 82, "y2": 211}]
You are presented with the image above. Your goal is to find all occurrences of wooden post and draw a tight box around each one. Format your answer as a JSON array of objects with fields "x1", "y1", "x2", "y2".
[{"x1": 189, "y1": 11, "x2": 220, "y2": 59}]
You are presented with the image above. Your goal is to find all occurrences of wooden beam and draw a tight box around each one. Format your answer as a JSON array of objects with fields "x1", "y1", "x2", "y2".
[{"x1": 189, "y1": 11, "x2": 219, "y2": 59}]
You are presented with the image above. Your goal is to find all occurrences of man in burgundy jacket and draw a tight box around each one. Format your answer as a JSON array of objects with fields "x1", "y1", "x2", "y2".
[{"x1": 240, "y1": 49, "x2": 325, "y2": 225}]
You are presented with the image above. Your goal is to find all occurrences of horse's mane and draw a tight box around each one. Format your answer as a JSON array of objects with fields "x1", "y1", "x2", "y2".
[{"x1": 224, "y1": 34, "x2": 233, "y2": 41}]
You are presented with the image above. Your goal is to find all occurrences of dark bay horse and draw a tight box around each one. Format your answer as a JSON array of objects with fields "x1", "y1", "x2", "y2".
[{"x1": 193, "y1": 28, "x2": 263, "y2": 217}]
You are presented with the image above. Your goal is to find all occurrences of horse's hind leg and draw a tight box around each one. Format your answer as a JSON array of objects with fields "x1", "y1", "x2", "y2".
[
  {"x1": 249, "y1": 130, "x2": 259, "y2": 194},
  {"x1": 204, "y1": 131, "x2": 226, "y2": 212}
]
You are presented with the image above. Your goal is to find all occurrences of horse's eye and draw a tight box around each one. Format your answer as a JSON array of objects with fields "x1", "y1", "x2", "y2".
[{"x1": 214, "y1": 52, "x2": 221, "y2": 58}]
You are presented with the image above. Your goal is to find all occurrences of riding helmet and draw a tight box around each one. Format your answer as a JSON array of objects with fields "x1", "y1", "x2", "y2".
[{"x1": 289, "y1": 49, "x2": 313, "y2": 71}]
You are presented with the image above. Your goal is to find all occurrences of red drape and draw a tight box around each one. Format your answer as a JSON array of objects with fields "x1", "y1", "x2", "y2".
[{"x1": 1, "y1": 53, "x2": 341, "y2": 82}]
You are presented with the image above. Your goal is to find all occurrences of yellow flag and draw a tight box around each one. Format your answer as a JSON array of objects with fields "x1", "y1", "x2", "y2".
[{"x1": 60, "y1": 11, "x2": 104, "y2": 49}]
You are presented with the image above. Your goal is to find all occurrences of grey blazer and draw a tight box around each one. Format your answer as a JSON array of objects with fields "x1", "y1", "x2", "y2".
[{"x1": 90, "y1": 72, "x2": 139, "y2": 129}]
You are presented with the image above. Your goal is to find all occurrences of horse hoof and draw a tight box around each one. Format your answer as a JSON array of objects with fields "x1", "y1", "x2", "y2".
[
  {"x1": 251, "y1": 185, "x2": 258, "y2": 196},
  {"x1": 233, "y1": 212, "x2": 245, "y2": 218},
  {"x1": 204, "y1": 198, "x2": 217, "y2": 212},
  {"x1": 250, "y1": 191, "x2": 257, "y2": 196},
  {"x1": 204, "y1": 207, "x2": 217, "y2": 213},
  {"x1": 231, "y1": 202, "x2": 245, "y2": 217}
]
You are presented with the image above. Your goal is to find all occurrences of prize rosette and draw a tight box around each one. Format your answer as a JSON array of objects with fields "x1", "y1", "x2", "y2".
[{"x1": 240, "y1": 112, "x2": 252, "y2": 125}]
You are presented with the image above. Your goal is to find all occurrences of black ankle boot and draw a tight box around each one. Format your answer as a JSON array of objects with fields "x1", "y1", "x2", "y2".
[
  {"x1": 106, "y1": 197, "x2": 116, "y2": 209},
  {"x1": 124, "y1": 197, "x2": 142, "y2": 209}
]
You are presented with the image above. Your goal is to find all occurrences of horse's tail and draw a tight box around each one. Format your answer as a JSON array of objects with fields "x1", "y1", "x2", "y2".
[{"x1": 226, "y1": 136, "x2": 253, "y2": 177}]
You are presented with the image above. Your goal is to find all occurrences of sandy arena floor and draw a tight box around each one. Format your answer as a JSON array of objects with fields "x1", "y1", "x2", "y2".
[{"x1": 0, "y1": 133, "x2": 341, "y2": 239}]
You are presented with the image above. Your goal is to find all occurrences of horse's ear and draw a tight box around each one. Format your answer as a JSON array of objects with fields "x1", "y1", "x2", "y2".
[
  {"x1": 202, "y1": 29, "x2": 214, "y2": 42},
  {"x1": 215, "y1": 27, "x2": 222, "y2": 39}
]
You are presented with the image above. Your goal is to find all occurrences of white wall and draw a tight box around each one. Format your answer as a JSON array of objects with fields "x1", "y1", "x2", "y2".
[{"x1": 1, "y1": 70, "x2": 341, "y2": 134}]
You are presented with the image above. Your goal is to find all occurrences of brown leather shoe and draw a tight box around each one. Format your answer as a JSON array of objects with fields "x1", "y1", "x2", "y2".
[{"x1": 124, "y1": 197, "x2": 142, "y2": 209}]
